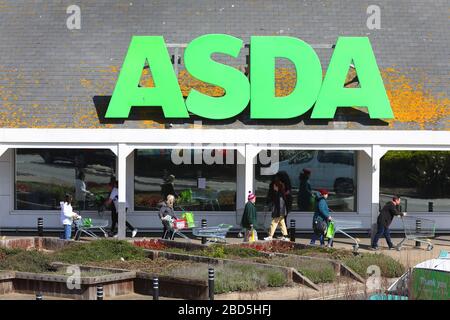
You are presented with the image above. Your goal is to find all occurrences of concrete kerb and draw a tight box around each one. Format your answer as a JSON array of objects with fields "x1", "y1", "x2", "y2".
[
  {"x1": 143, "y1": 248, "x2": 320, "y2": 291},
  {"x1": 137, "y1": 239, "x2": 365, "y2": 286}
]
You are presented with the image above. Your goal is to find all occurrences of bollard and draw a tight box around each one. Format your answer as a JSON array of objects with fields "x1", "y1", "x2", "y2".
[
  {"x1": 153, "y1": 277, "x2": 159, "y2": 300},
  {"x1": 415, "y1": 219, "x2": 421, "y2": 247},
  {"x1": 201, "y1": 219, "x2": 207, "y2": 244},
  {"x1": 289, "y1": 219, "x2": 296, "y2": 242},
  {"x1": 37, "y1": 217, "x2": 43, "y2": 237},
  {"x1": 96, "y1": 285, "x2": 104, "y2": 300},
  {"x1": 36, "y1": 292, "x2": 43, "y2": 300},
  {"x1": 208, "y1": 267, "x2": 214, "y2": 301},
  {"x1": 428, "y1": 202, "x2": 433, "y2": 212}
]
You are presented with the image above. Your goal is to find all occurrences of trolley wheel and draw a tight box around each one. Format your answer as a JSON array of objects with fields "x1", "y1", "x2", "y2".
[
  {"x1": 427, "y1": 244, "x2": 433, "y2": 251},
  {"x1": 352, "y1": 244, "x2": 359, "y2": 252},
  {"x1": 396, "y1": 245, "x2": 402, "y2": 251}
]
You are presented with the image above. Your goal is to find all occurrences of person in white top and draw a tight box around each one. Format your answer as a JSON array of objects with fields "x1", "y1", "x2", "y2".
[
  {"x1": 60, "y1": 194, "x2": 81, "y2": 240},
  {"x1": 75, "y1": 172, "x2": 93, "y2": 211},
  {"x1": 104, "y1": 178, "x2": 138, "y2": 238}
]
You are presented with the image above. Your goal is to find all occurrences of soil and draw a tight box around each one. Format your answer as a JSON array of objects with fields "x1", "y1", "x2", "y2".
[{"x1": 87, "y1": 258, "x2": 202, "y2": 275}]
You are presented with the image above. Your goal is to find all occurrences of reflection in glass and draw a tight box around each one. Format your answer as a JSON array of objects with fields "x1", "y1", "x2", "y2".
[
  {"x1": 255, "y1": 150, "x2": 357, "y2": 212},
  {"x1": 380, "y1": 151, "x2": 450, "y2": 212},
  {"x1": 134, "y1": 149, "x2": 236, "y2": 211},
  {"x1": 15, "y1": 149, "x2": 115, "y2": 210}
]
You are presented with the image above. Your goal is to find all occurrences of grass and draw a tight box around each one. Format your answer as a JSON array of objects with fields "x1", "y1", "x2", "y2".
[
  {"x1": 0, "y1": 249, "x2": 52, "y2": 273},
  {"x1": 291, "y1": 247, "x2": 354, "y2": 260},
  {"x1": 51, "y1": 239, "x2": 146, "y2": 264},
  {"x1": 343, "y1": 253, "x2": 405, "y2": 278},
  {"x1": 214, "y1": 263, "x2": 287, "y2": 294},
  {"x1": 0, "y1": 240, "x2": 146, "y2": 273},
  {"x1": 273, "y1": 257, "x2": 336, "y2": 284}
]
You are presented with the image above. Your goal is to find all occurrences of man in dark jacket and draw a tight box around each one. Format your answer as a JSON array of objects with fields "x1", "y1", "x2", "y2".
[{"x1": 371, "y1": 196, "x2": 406, "y2": 250}]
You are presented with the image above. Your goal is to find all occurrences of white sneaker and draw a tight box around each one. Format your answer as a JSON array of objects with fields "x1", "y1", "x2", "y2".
[
  {"x1": 132, "y1": 229, "x2": 138, "y2": 238},
  {"x1": 113, "y1": 234, "x2": 118, "y2": 238},
  {"x1": 281, "y1": 237, "x2": 290, "y2": 241},
  {"x1": 237, "y1": 232, "x2": 243, "y2": 238},
  {"x1": 264, "y1": 236, "x2": 273, "y2": 241}
]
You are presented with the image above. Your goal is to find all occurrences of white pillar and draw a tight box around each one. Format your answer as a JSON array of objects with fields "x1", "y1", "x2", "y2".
[
  {"x1": 236, "y1": 149, "x2": 246, "y2": 224},
  {"x1": 357, "y1": 150, "x2": 372, "y2": 216},
  {"x1": 0, "y1": 146, "x2": 7, "y2": 158},
  {"x1": 370, "y1": 145, "x2": 387, "y2": 240},
  {"x1": 244, "y1": 145, "x2": 258, "y2": 199},
  {"x1": 117, "y1": 144, "x2": 133, "y2": 239}
]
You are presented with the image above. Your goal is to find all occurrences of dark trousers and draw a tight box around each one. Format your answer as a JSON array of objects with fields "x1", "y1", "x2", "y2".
[
  {"x1": 110, "y1": 208, "x2": 135, "y2": 233},
  {"x1": 372, "y1": 223, "x2": 394, "y2": 248}
]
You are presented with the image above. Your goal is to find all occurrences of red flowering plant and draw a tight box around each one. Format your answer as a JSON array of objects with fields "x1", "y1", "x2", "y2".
[
  {"x1": 133, "y1": 239, "x2": 167, "y2": 251},
  {"x1": 240, "y1": 241, "x2": 295, "y2": 253}
]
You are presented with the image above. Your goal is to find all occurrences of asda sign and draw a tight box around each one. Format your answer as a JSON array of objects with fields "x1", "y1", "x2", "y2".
[{"x1": 106, "y1": 34, "x2": 393, "y2": 120}]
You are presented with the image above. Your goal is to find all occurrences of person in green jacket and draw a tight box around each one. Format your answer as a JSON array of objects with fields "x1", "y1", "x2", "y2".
[{"x1": 241, "y1": 191, "x2": 257, "y2": 242}]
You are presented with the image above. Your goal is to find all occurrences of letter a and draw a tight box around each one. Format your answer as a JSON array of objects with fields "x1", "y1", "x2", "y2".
[{"x1": 106, "y1": 36, "x2": 188, "y2": 118}]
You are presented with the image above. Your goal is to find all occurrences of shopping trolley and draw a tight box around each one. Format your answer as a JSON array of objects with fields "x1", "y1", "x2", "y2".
[
  {"x1": 332, "y1": 219, "x2": 365, "y2": 252},
  {"x1": 74, "y1": 218, "x2": 109, "y2": 239},
  {"x1": 161, "y1": 216, "x2": 192, "y2": 241},
  {"x1": 396, "y1": 216, "x2": 436, "y2": 251},
  {"x1": 192, "y1": 224, "x2": 233, "y2": 243}
]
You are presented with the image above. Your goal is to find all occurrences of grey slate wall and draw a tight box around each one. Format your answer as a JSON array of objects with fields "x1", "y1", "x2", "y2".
[{"x1": 0, "y1": 0, "x2": 448, "y2": 129}]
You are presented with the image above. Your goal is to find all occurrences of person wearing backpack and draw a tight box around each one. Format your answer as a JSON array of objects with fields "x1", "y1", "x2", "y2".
[
  {"x1": 241, "y1": 191, "x2": 257, "y2": 242},
  {"x1": 310, "y1": 189, "x2": 333, "y2": 246}
]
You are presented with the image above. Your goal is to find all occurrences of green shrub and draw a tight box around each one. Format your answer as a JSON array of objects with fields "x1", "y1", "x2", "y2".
[
  {"x1": 274, "y1": 257, "x2": 336, "y2": 283},
  {"x1": 266, "y1": 270, "x2": 287, "y2": 287},
  {"x1": 51, "y1": 239, "x2": 146, "y2": 264},
  {"x1": 0, "y1": 249, "x2": 52, "y2": 273},
  {"x1": 343, "y1": 253, "x2": 405, "y2": 278},
  {"x1": 215, "y1": 263, "x2": 287, "y2": 294},
  {"x1": 292, "y1": 247, "x2": 354, "y2": 260},
  {"x1": 194, "y1": 244, "x2": 266, "y2": 259}
]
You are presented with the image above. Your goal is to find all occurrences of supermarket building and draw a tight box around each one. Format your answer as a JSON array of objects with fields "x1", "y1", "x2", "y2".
[{"x1": 0, "y1": 1, "x2": 449, "y2": 238}]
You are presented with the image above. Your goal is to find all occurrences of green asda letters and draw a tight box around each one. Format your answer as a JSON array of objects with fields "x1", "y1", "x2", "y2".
[{"x1": 105, "y1": 34, "x2": 393, "y2": 120}]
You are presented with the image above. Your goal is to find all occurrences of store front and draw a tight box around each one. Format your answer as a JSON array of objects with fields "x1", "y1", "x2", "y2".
[{"x1": 1, "y1": 129, "x2": 449, "y2": 238}]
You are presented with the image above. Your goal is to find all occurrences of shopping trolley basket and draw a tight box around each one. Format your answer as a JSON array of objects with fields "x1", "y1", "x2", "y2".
[
  {"x1": 396, "y1": 216, "x2": 436, "y2": 251},
  {"x1": 161, "y1": 216, "x2": 192, "y2": 241},
  {"x1": 332, "y1": 219, "x2": 365, "y2": 252},
  {"x1": 192, "y1": 224, "x2": 233, "y2": 243},
  {"x1": 74, "y1": 219, "x2": 109, "y2": 239}
]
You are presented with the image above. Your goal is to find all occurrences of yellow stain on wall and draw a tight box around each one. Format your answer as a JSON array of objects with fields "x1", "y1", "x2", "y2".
[
  {"x1": 382, "y1": 68, "x2": 449, "y2": 129},
  {"x1": 0, "y1": 65, "x2": 448, "y2": 129},
  {"x1": 80, "y1": 78, "x2": 92, "y2": 89}
]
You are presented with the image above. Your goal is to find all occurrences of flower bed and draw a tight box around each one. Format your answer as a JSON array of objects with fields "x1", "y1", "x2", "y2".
[
  {"x1": 238, "y1": 241, "x2": 405, "y2": 278},
  {"x1": 88, "y1": 257, "x2": 287, "y2": 294},
  {"x1": 133, "y1": 239, "x2": 168, "y2": 251}
]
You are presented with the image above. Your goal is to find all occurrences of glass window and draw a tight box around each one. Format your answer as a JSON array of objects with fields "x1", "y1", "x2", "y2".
[
  {"x1": 134, "y1": 149, "x2": 237, "y2": 211},
  {"x1": 15, "y1": 149, "x2": 115, "y2": 210},
  {"x1": 254, "y1": 150, "x2": 357, "y2": 212},
  {"x1": 380, "y1": 151, "x2": 450, "y2": 212}
]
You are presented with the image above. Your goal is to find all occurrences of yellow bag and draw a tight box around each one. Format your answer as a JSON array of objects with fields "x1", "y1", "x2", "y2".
[{"x1": 249, "y1": 228, "x2": 258, "y2": 242}]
